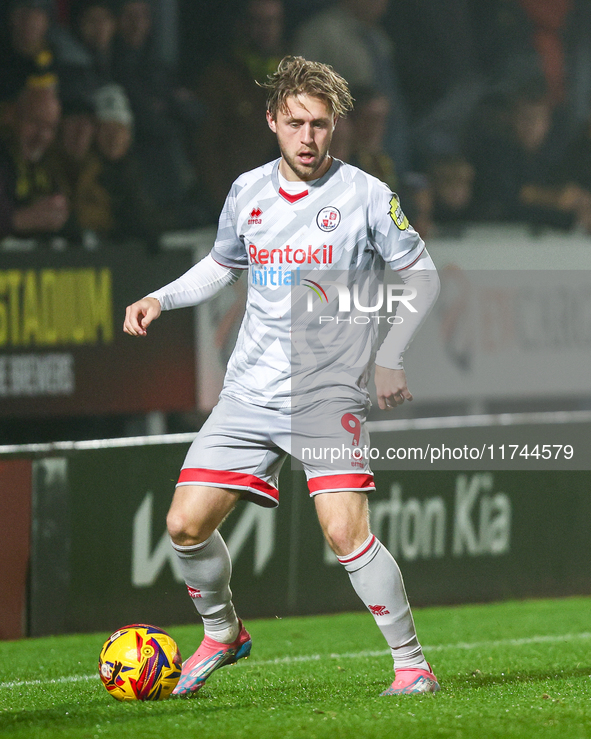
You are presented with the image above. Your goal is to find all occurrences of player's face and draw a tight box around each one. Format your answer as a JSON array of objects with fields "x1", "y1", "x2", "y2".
[{"x1": 267, "y1": 95, "x2": 336, "y2": 182}]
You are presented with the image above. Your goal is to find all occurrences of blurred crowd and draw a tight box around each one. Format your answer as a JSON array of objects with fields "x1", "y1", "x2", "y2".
[{"x1": 3, "y1": 0, "x2": 591, "y2": 248}]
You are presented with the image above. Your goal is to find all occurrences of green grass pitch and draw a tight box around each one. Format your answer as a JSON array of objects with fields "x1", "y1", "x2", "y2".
[{"x1": 1, "y1": 597, "x2": 590, "y2": 739}]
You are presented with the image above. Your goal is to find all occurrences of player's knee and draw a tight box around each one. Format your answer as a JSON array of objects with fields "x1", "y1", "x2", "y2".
[
  {"x1": 166, "y1": 508, "x2": 209, "y2": 547},
  {"x1": 166, "y1": 509, "x2": 188, "y2": 543},
  {"x1": 323, "y1": 521, "x2": 358, "y2": 557},
  {"x1": 322, "y1": 514, "x2": 371, "y2": 557}
]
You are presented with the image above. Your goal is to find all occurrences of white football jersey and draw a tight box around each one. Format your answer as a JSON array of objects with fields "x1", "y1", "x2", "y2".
[{"x1": 210, "y1": 157, "x2": 425, "y2": 409}]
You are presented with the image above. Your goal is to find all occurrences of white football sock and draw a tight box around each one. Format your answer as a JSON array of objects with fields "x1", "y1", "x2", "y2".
[
  {"x1": 338, "y1": 534, "x2": 429, "y2": 671},
  {"x1": 172, "y1": 530, "x2": 239, "y2": 643}
]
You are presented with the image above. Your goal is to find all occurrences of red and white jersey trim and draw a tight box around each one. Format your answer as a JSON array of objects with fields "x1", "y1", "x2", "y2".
[
  {"x1": 177, "y1": 468, "x2": 279, "y2": 506},
  {"x1": 278, "y1": 186, "x2": 309, "y2": 203},
  {"x1": 307, "y1": 473, "x2": 375, "y2": 495},
  {"x1": 395, "y1": 245, "x2": 426, "y2": 271}
]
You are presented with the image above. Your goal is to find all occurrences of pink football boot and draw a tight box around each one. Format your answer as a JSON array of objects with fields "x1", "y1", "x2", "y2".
[
  {"x1": 381, "y1": 664, "x2": 441, "y2": 695},
  {"x1": 172, "y1": 620, "x2": 251, "y2": 697}
]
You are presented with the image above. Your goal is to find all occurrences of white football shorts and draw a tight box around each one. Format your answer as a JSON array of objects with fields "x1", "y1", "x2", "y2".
[{"x1": 177, "y1": 395, "x2": 375, "y2": 507}]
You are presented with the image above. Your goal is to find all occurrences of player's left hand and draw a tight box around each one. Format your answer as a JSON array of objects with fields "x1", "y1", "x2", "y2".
[{"x1": 374, "y1": 365, "x2": 413, "y2": 410}]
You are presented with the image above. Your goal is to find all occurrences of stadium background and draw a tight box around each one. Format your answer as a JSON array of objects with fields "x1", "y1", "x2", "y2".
[{"x1": 0, "y1": 0, "x2": 590, "y2": 641}]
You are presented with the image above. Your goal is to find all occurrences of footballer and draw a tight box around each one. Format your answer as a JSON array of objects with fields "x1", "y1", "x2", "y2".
[{"x1": 124, "y1": 56, "x2": 441, "y2": 696}]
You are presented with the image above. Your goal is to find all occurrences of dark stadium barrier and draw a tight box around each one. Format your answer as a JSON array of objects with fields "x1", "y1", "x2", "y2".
[
  {"x1": 0, "y1": 244, "x2": 196, "y2": 418},
  {"x1": 1, "y1": 411, "x2": 590, "y2": 637},
  {"x1": 0, "y1": 459, "x2": 32, "y2": 639}
]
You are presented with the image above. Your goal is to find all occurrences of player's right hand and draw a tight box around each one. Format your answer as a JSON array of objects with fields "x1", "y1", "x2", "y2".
[{"x1": 123, "y1": 297, "x2": 161, "y2": 336}]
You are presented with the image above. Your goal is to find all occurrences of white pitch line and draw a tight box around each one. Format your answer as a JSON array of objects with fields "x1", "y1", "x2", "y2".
[
  {"x1": 0, "y1": 673, "x2": 99, "y2": 690},
  {"x1": 252, "y1": 631, "x2": 591, "y2": 666},
  {"x1": 2, "y1": 631, "x2": 590, "y2": 691}
]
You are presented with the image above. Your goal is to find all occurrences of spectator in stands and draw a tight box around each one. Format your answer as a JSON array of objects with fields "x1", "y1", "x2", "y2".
[
  {"x1": 116, "y1": 0, "x2": 204, "y2": 132},
  {"x1": 66, "y1": 83, "x2": 164, "y2": 245},
  {"x1": 117, "y1": 0, "x2": 152, "y2": 51},
  {"x1": 467, "y1": 81, "x2": 580, "y2": 229},
  {"x1": 389, "y1": 0, "x2": 480, "y2": 122},
  {"x1": 474, "y1": 0, "x2": 591, "y2": 140},
  {"x1": 112, "y1": 0, "x2": 208, "y2": 225},
  {"x1": 57, "y1": 97, "x2": 96, "y2": 172},
  {"x1": 388, "y1": 0, "x2": 486, "y2": 166},
  {"x1": 49, "y1": 96, "x2": 97, "y2": 240},
  {"x1": 348, "y1": 85, "x2": 432, "y2": 237},
  {"x1": 517, "y1": 0, "x2": 591, "y2": 138},
  {"x1": 427, "y1": 155, "x2": 476, "y2": 235},
  {"x1": 349, "y1": 87, "x2": 397, "y2": 191},
  {"x1": 0, "y1": 0, "x2": 105, "y2": 108},
  {"x1": 328, "y1": 114, "x2": 353, "y2": 163},
  {"x1": 291, "y1": 0, "x2": 413, "y2": 175},
  {"x1": 195, "y1": 0, "x2": 283, "y2": 209},
  {"x1": 94, "y1": 83, "x2": 133, "y2": 162},
  {"x1": 0, "y1": 84, "x2": 69, "y2": 239},
  {"x1": 540, "y1": 111, "x2": 591, "y2": 233},
  {"x1": 71, "y1": 0, "x2": 117, "y2": 89},
  {"x1": 474, "y1": 0, "x2": 541, "y2": 93},
  {"x1": 0, "y1": 0, "x2": 58, "y2": 102}
]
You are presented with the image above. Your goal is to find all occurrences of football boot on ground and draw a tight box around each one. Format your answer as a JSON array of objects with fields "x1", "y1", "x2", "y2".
[
  {"x1": 380, "y1": 663, "x2": 440, "y2": 695},
  {"x1": 172, "y1": 620, "x2": 251, "y2": 697}
]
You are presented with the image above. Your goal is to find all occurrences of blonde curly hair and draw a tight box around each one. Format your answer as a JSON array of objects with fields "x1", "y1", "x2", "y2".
[{"x1": 261, "y1": 56, "x2": 354, "y2": 120}]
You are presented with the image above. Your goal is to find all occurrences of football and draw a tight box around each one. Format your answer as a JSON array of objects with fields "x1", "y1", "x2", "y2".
[{"x1": 98, "y1": 624, "x2": 182, "y2": 701}]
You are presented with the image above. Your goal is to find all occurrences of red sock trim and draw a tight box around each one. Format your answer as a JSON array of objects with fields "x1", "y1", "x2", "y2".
[{"x1": 337, "y1": 535, "x2": 377, "y2": 564}]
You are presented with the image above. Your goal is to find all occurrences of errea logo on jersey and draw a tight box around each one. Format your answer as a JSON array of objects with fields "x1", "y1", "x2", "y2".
[{"x1": 248, "y1": 207, "x2": 263, "y2": 225}]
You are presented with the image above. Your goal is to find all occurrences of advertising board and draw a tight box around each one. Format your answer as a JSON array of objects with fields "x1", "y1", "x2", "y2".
[
  {"x1": 7, "y1": 430, "x2": 587, "y2": 636},
  {"x1": 0, "y1": 245, "x2": 196, "y2": 417}
]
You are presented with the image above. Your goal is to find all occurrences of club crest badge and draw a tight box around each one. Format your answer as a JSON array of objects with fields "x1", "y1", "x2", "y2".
[{"x1": 316, "y1": 206, "x2": 341, "y2": 232}]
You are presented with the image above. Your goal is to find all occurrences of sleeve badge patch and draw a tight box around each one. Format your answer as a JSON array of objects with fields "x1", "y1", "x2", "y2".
[{"x1": 389, "y1": 194, "x2": 409, "y2": 230}]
